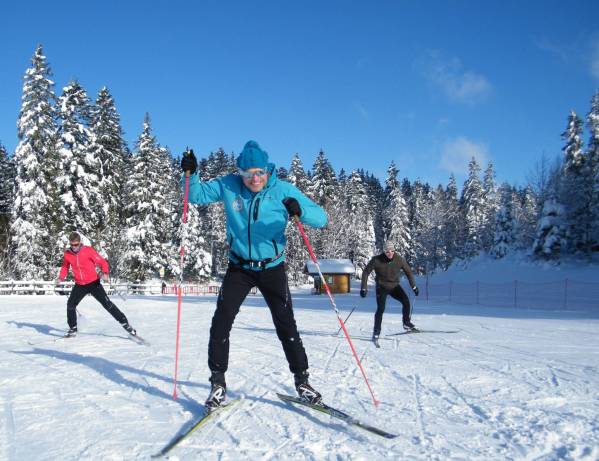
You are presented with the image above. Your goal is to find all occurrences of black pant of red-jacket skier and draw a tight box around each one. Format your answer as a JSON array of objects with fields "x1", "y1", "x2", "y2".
[
  {"x1": 373, "y1": 284, "x2": 411, "y2": 336},
  {"x1": 67, "y1": 279, "x2": 128, "y2": 329},
  {"x1": 208, "y1": 263, "x2": 308, "y2": 381}
]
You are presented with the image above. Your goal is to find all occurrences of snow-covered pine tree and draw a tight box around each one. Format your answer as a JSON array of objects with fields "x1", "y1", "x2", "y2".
[
  {"x1": 288, "y1": 154, "x2": 310, "y2": 193},
  {"x1": 491, "y1": 185, "x2": 516, "y2": 259},
  {"x1": 443, "y1": 174, "x2": 461, "y2": 269},
  {"x1": 362, "y1": 171, "x2": 385, "y2": 250},
  {"x1": 307, "y1": 150, "x2": 339, "y2": 257},
  {"x1": 0, "y1": 142, "x2": 15, "y2": 277},
  {"x1": 0, "y1": 142, "x2": 14, "y2": 219},
  {"x1": 54, "y1": 80, "x2": 102, "y2": 256},
  {"x1": 89, "y1": 87, "x2": 128, "y2": 268},
  {"x1": 345, "y1": 170, "x2": 376, "y2": 274},
  {"x1": 460, "y1": 157, "x2": 485, "y2": 259},
  {"x1": 409, "y1": 180, "x2": 434, "y2": 273},
  {"x1": 179, "y1": 204, "x2": 212, "y2": 280},
  {"x1": 123, "y1": 114, "x2": 176, "y2": 281},
  {"x1": 277, "y1": 166, "x2": 288, "y2": 180},
  {"x1": 560, "y1": 110, "x2": 594, "y2": 255},
  {"x1": 201, "y1": 148, "x2": 233, "y2": 275},
  {"x1": 285, "y1": 154, "x2": 310, "y2": 284},
  {"x1": 481, "y1": 162, "x2": 498, "y2": 252},
  {"x1": 11, "y1": 45, "x2": 58, "y2": 279},
  {"x1": 533, "y1": 196, "x2": 567, "y2": 259},
  {"x1": 515, "y1": 186, "x2": 538, "y2": 251},
  {"x1": 382, "y1": 161, "x2": 411, "y2": 258},
  {"x1": 586, "y1": 91, "x2": 599, "y2": 249}
]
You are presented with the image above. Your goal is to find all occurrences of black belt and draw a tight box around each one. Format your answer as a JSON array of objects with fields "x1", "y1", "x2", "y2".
[{"x1": 230, "y1": 251, "x2": 284, "y2": 270}]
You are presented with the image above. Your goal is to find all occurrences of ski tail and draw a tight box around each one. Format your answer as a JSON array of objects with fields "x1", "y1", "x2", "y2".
[
  {"x1": 152, "y1": 397, "x2": 241, "y2": 458},
  {"x1": 277, "y1": 393, "x2": 396, "y2": 439}
]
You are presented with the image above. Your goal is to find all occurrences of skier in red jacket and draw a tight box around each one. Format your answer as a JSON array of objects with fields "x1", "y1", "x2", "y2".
[{"x1": 56, "y1": 232, "x2": 136, "y2": 338}]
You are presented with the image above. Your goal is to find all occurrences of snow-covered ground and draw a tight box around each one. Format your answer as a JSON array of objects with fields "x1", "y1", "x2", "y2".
[{"x1": 1, "y1": 280, "x2": 598, "y2": 460}]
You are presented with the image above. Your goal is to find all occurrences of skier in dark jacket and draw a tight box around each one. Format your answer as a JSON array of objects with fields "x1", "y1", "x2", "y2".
[
  {"x1": 360, "y1": 240, "x2": 419, "y2": 341},
  {"x1": 56, "y1": 231, "x2": 136, "y2": 338},
  {"x1": 181, "y1": 140, "x2": 328, "y2": 410}
]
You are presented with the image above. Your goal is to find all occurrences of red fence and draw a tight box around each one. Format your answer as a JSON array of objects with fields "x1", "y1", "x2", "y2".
[{"x1": 422, "y1": 279, "x2": 599, "y2": 310}]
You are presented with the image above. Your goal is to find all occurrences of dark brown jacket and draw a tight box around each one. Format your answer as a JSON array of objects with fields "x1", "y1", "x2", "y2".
[{"x1": 360, "y1": 253, "x2": 416, "y2": 291}]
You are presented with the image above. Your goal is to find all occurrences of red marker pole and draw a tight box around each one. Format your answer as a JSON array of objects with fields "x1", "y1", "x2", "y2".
[
  {"x1": 294, "y1": 217, "x2": 380, "y2": 407},
  {"x1": 173, "y1": 168, "x2": 191, "y2": 400}
]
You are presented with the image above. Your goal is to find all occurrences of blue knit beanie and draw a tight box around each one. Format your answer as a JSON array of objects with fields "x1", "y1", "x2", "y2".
[{"x1": 236, "y1": 140, "x2": 269, "y2": 170}]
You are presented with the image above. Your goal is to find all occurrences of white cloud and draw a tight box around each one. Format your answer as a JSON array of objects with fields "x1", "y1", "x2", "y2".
[
  {"x1": 440, "y1": 137, "x2": 489, "y2": 175},
  {"x1": 416, "y1": 51, "x2": 492, "y2": 105}
]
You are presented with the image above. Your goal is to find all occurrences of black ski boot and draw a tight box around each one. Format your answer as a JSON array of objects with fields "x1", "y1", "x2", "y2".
[
  {"x1": 372, "y1": 333, "x2": 381, "y2": 348},
  {"x1": 205, "y1": 372, "x2": 227, "y2": 412},
  {"x1": 64, "y1": 327, "x2": 77, "y2": 338},
  {"x1": 403, "y1": 320, "x2": 418, "y2": 332},
  {"x1": 121, "y1": 322, "x2": 137, "y2": 336},
  {"x1": 294, "y1": 371, "x2": 323, "y2": 405}
]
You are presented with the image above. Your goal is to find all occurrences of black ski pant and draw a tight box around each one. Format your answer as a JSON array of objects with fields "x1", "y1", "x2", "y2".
[
  {"x1": 208, "y1": 263, "x2": 308, "y2": 377},
  {"x1": 67, "y1": 279, "x2": 128, "y2": 329},
  {"x1": 373, "y1": 284, "x2": 411, "y2": 335}
]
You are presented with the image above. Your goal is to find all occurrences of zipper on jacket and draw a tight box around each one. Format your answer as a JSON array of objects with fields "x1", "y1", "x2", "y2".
[
  {"x1": 253, "y1": 198, "x2": 260, "y2": 221},
  {"x1": 76, "y1": 252, "x2": 84, "y2": 281},
  {"x1": 247, "y1": 195, "x2": 257, "y2": 261}
]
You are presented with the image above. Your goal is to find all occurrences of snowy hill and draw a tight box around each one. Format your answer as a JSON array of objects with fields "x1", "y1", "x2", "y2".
[
  {"x1": 2, "y1": 273, "x2": 599, "y2": 460},
  {"x1": 425, "y1": 252, "x2": 599, "y2": 284}
]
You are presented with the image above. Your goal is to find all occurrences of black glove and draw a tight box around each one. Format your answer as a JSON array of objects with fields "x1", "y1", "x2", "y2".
[
  {"x1": 282, "y1": 197, "x2": 301, "y2": 218},
  {"x1": 360, "y1": 288, "x2": 367, "y2": 298},
  {"x1": 181, "y1": 148, "x2": 197, "y2": 174},
  {"x1": 412, "y1": 286, "x2": 419, "y2": 296}
]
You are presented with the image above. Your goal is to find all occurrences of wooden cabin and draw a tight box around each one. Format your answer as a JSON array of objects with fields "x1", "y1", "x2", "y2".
[{"x1": 304, "y1": 259, "x2": 355, "y2": 294}]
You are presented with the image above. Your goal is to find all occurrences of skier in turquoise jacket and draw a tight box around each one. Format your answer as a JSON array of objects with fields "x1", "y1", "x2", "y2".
[{"x1": 181, "y1": 140, "x2": 327, "y2": 410}]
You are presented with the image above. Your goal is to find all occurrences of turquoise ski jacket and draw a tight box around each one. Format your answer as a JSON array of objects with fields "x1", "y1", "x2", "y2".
[{"x1": 185, "y1": 163, "x2": 327, "y2": 270}]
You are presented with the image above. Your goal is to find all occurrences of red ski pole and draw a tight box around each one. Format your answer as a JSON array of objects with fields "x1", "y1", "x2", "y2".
[
  {"x1": 294, "y1": 217, "x2": 380, "y2": 407},
  {"x1": 173, "y1": 157, "x2": 191, "y2": 400}
]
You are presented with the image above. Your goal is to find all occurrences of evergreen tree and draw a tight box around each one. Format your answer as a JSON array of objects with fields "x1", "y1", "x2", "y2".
[
  {"x1": 481, "y1": 162, "x2": 498, "y2": 252},
  {"x1": 89, "y1": 87, "x2": 128, "y2": 268},
  {"x1": 54, "y1": 80, "x2": 102, "y2": 254},
  {"x1": 514, "y1": 186, "x2": 537, "y2": 251},
  {"x1": 0, "y1": 142, "x2": 14, "y2": 217},
  {"x1": 586, "y1": 91, "x2": 599, "y2": 248},
  {"x1": 0, "y1": 143, "x2": 15, "y2": 277},
  {"x1": 202, "y1": 148, "x2": 233, "y2": 274},
  {"x1": 179, "y1": 203, "x2": 212, "y2": 281},
  {"x1": 288, "y1": 154, "x2": 310, "y2": 193},
  {"x1": 410, "y1": 180, "x2": 433, "y2": 273},
  {"x1": 285, "y1": 154, "x2": 310, "y2": 284},
  {"x1": 460, "y1": 157, "x2": 485, "y2": 258},
  {"x1": 11, "y1": 45, "x2": 57, "y2": 279},
  {"x1": 560, "y1": 110, "x2": 594, "y2": 254},
  {"x1": 533, "y1": 196, "x2": 567, "y2": 259},
  {"x1": 308, "y1": 150, "x2": 339, "y2": 257},
  {"x1": 346, "y1": 170, "x2": 375, "y2": 273},
  {"x1": 443, "y1": 174, "x2": 461, "y2": 269},
  {"x1": 491, "y1": 189, "x2": 516, "y2": 259},
  {"x1": 277, "y1": 166, "x2": 288, "y2": 180},
  {"x1": 363, "y1": 171, "x2": 385, "y2": 250},
  {"x1": 123, "y1": 114, "x2": 176, "y2": 280},
  {"x1": 383, "y1": 161, "x2": 411, "y2": 257}
]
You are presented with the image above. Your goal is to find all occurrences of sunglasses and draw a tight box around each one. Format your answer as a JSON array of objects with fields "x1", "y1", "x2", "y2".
[
  {"x1": 238, "y1": 168, "x2": 268, "y2": 179},
  {"x1": 70, "y1": 242, "x2": 81, "y2": 248}
]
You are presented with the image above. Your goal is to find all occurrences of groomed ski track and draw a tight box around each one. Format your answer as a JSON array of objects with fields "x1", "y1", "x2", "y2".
[{"x1": 1, "y1": 289, "x2": 598, "y2": 460}]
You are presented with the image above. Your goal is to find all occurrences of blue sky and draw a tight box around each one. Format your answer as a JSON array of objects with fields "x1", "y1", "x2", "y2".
[{"x1": 1, "y1": 0, "x2": 598, "y2": 188}]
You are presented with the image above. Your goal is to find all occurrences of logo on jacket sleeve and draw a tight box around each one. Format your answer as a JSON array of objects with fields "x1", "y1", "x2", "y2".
[{"x1": 232, "y1": 196, "x2": 244, "y2": 212}]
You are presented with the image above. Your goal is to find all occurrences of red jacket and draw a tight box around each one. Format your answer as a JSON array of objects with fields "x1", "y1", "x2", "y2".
[{"x1": 58, "y1": 246, "x2": 109, "y2": 285}]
